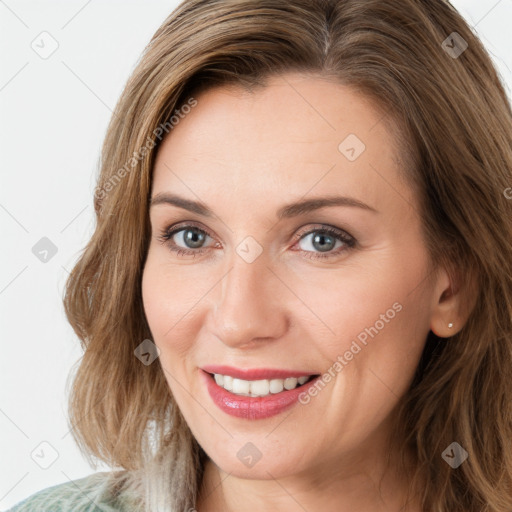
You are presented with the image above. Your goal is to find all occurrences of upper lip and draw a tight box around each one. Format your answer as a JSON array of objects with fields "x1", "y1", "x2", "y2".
[{"x1": 201, "y1": 365, "x2": 318, "y2": 380}]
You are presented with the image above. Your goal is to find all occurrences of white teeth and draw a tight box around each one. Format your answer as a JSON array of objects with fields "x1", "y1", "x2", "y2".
[
  {"x1": 223, "y1": 375, "x2": 233, "y2": 391},
  {"x1": 212, "y1": 373, "x2": 312, "y2": 397},
  {"x1": 269, "y1": 379, "x2": 284, "y2": 393},
  {"x1": 283, "y1": 377, "x2": 298, "y2": 390},
  {"x1": 232, "y1": 378, "x2": 250, "y2": 394},
  {"x1": 250, "y1": 379, "x2": 270, "y2": 396}
]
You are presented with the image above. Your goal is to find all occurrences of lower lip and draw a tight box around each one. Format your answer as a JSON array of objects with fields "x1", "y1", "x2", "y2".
[{"x1": 201, "y1": 370, "x2": 320, "y2": 420}]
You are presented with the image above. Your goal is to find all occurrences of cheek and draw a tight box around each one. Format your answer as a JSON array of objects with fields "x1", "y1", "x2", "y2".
[
  {"x1": 141, "y1": 260, "x2": 168, "y2": 340},
  {"x1": 141, "y1": 250, "x2": 212, "y2": 372},
  {"x1": 299, "y1": 248, "x2": 432, "y2": 378},
  {"x1": 141, "y1": 254, "x2": 186, "y2": 356},
  {"x1": 142, "y1": 263, "x2": 194, "y2": 410}
]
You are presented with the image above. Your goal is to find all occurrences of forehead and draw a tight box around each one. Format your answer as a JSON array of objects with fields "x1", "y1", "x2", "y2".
[{"x1": 151, "y1": 73, "x2": 413, "y2": 218}]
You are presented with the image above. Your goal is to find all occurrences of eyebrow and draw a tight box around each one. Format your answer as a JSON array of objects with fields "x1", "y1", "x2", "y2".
[{"x1": 150, "y1": 193, "x2": 378, "y2": 218}]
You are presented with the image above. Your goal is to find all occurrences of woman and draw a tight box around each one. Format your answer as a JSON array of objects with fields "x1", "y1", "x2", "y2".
[{"x1": 9, "y1": 0, "x2": 512, "y2": 510}]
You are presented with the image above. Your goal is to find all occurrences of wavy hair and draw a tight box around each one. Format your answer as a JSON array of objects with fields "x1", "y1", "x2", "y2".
[{"x1": 57, "y1": 0, "x2": 512, "y2": 510}]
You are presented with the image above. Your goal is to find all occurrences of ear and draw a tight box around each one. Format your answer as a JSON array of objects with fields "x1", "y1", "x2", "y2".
[{"x1": 429, "y1": 265, "x2": 478, "y2": 338}]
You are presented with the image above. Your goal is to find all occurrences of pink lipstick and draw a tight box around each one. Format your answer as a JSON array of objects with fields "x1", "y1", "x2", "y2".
[{"x1": 201, "y1": 366, "x2": 320, "y2": 420}]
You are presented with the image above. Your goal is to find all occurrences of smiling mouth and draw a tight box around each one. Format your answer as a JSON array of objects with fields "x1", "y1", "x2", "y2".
[{"x1": 206, "y1": 371, "x2": 319, "y2": 398}]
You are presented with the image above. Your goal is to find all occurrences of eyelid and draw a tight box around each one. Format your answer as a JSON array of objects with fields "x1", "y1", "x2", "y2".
[
  {"x1": 292, "y1": 223, "x2": 354, "y2": 242},
  {"x1": 163, "y1": 220, "x2": 213, "y2": 238}
]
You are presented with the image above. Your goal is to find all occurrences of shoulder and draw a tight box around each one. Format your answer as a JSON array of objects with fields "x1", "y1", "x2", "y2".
[{"x1": 6, "y1": 471, "x2": 125, "y2": 512}]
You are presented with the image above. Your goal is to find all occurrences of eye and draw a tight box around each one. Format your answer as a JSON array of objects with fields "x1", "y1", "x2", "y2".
[
  {"x1": 292, "y1": 225, "x2": 356, "y2": 260},
  {"x1": 156, "y1": 223, "x2": 217, "y2": 258}
]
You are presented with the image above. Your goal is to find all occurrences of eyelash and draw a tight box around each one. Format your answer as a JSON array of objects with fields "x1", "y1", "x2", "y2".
[{"x1": 156, "y1": 222, "x2": 356, "y2": 260}]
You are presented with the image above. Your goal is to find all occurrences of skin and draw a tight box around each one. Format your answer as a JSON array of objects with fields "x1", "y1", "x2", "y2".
[{"x1": 142, "y1": 73, "x2": 465, "y2": 511}]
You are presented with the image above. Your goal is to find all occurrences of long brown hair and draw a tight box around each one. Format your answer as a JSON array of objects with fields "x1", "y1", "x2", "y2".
[{"x1": 60, "y1": 1, "x2": 512, "y2": 510}]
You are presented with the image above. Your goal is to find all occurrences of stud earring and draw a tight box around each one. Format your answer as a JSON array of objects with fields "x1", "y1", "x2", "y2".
[{"x1": 448, "y1": 322, "x2": 453, "y2": 329}]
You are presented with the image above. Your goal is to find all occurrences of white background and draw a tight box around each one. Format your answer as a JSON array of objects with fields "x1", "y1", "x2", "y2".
[{"x1": 1, "y1": 0, "x2": 511, "y2": 509}]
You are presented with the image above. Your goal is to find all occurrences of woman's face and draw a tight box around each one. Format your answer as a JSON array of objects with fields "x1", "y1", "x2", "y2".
[{"x1": 142, "y1": 73, "x2": 444, "y2": 482}]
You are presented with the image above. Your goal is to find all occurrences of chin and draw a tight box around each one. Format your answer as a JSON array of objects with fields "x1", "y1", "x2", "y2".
[{"x1": 203, "y1": 438, "x2": 311, "y2": 481}]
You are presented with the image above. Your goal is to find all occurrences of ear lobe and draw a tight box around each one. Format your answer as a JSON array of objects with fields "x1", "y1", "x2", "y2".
[{"x1": 429, "y1": 265, "x2": 477, "y2": 338}]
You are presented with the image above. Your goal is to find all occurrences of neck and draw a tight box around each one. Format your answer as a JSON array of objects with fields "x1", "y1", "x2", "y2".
[{"x1": 195, "y1": 442, "x2": 422, "y2": 512}]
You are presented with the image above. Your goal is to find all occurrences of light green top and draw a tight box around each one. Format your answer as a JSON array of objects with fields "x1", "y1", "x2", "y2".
[{"x1": 6, "y1": 472, "x2": 140, "y2": 512}]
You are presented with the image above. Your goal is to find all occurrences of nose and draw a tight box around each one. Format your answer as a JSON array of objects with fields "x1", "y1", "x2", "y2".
[{"x1": 209, "y1": 252, "x2": 289, "y2": 349}]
